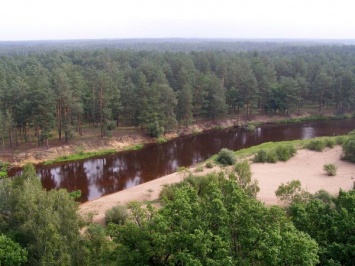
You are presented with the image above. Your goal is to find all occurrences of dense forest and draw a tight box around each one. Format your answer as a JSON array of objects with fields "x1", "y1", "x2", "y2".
[
  {"x1": 1, "y1": 41, "x2": 355, "y2": 265},
  {"x1": 1, "y1": 42, "x2": 355, "y2": 148}
]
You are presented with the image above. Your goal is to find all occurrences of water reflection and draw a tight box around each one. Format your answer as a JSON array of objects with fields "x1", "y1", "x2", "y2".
[
  {"x1": 10, "y1": 119, "x2": 355, "y2": 203},
  {"x1": 302, "y1": 127, "x2": 315, "y2": 139}
]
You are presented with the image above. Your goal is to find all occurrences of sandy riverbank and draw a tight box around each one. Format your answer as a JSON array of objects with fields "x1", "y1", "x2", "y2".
[{"x1": 79, "y1": 145, "x2": 355, "y2": 223}]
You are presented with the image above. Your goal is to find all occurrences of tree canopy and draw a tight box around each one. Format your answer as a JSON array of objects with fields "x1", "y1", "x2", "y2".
[{"x1": 1, "y1": 43, "x2": 355, "y2": 143}]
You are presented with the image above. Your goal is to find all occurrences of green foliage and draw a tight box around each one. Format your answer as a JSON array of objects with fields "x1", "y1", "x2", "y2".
[
  {"x1": 323, "y1": 164, "x2": 337, "y2": 176},
  {"x1": 159, "y1": 174, "x2": 218, "y2": 201},
  {"x1": 111, "y1": 172, "x2": 319, "y2": 265},
  {"x1": 0, "y1": 234, "x2": 28, "y2": 265},
  {"x1": 266, "y1": 151, "x2": 279, "y2": 163},
  {"x1": 215, "y1": 148, "x2": 236, "y2": 166},
  {"x1": 335, "y1": 135, "x2": 346, "y2": 145},
  {"x1": 245, "y1": 123, "x2": 256, "y2": 131},
  {"x1": 44, "y1": 149, "x2": 116, "y2": 164},
  {"x1": 194, "y1": 166, "x2": 204, "y2": 172},
  {"x1": 275, "y1": 180, "x2": 311, "y2": 205},
  {"x1": 205, "y1": 161, "x2": 214, "y2": 168},
  {"x1": 69, "y1": 189, "x2": 82, "y2": 199},
  {"x1": 342, "y1": 134, "x2": 355, "y2": 162},
  {"x1": 289, "y1": 190, "x2": 355, "y2": 265},
  {"x1": 231, "y1": 160, "x2": 260, "y2": 198},
  {"x1": 253, "y1": 149, "x2": 268, "y2": 163},
  {"x1": 306, "y1": 139, "x2": 326, "y2": 151},
  {"x1": 312, "y1": 190, "x2": 334, "y2": 205},
  {"x1": 81, "y1": 224, "x2": 117, "y2": 265},
  {"x1": 325, "y1": 138, "x2": 336, "y2": 148},
  {"x1": 253, "y1": 145, "x2": 296, "y2": 163},
  {"x1": 0, "y1": 164, "x2": 84, "y2": 265},
  {"x1": 275, "y1": 145, "x2": 297, "y2": 161},
  {"x1": 0, "y1": 161, "x2": 8, "y2": 178},
  {"x1": 124, "y1": 143, "x2": 144, "y2": 151},
  {"x1": 156, "y1": 136, "x2": 167, "y2": 144},
  {"x1": 105, "y1": 205, "x2": 129, "y2": 226},
  {"x1": 147, "y1": 120, "x2": 165, "y2": 138}
]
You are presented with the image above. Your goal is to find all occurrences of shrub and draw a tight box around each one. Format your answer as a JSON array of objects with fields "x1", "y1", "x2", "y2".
[
  {"x1": 275, "y1": 145, "x2": 296, "y2": 161},
  {"x1": 312, "y1": 189, "x2": 334, "y2": 205},
  {"x1": 253, "y1": 149, "x2": 268, "y2": 163},
  {"x1": 325, "y1": 138, "x2": 335, "y2": 148},
  {"x1": 266, "y1": 151, "x2": 279, "y2": 163},
  {"x1": 246, "y1": 124, "x2": 256, "y2": 132},
  {"x1": 342, "y1": 135, "x2": 355, "y2": 162},
  {"x1": 156, "y1": 136, "x2": 167, "y2": 144},
  {"x1": 147, "y1": 120, "x2": 164, "y2": 138},
  {"x1": 215, "y1": 148, "x2": 236, "y2": 166},
  {"x1": 105, "y1": 205, "x2": 129, "y2": 225},
  {"x1": 306, "y1": 139, "x2": 326, "y2": 151},
  {"x1": 275, "y1": 180, "x2": 311, "y2": 204},
  {"x1": 205, "y1": 161, "x2": 214, "y2": 168},
  {"x1": 194, "y1": 166, "x2": 204, "y2": 172},
  {"x1": 335, "y1": 136, "x2": 346, "y2": 145},
  {"x1": 323, "y1": 164, "x2": 337, "y2": 176},
  {"x1": 0, "y1": 161, "x2": 8, "y2": 178}
]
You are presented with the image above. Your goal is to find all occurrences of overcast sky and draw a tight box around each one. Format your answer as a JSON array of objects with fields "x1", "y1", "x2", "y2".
[{"x1": 1, "y1": 0, "x2": 354, "y2": 41}]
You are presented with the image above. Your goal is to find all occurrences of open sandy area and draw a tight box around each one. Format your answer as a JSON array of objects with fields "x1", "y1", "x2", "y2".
[{"x1": 79, "y1": 146, "x2": 355, "y2": 223}]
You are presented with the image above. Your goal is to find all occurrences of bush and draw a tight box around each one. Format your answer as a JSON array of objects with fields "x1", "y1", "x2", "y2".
[
  {"x1": 205, "y1": 161, "x2": 214, "y2": 168},
  {"x1": 246, "y1": 124, "x2": 256, "y2": 132},
  {"x1": 275, "y1": 145, "x2": 296, "y2": 161},
  {"x1": 325, "y1": 138, "x2": 335, "y2": 148},
  {"x1": 323, "y1": 164, "x2": 337, "y2": 176},
  {"x1": 147, "y1": 120, "x2": 164, "y2": 138},
  {"x1": 306, "y1": 139, "x2": 326, "y2": 151},
  {"x1": 312, "y1": 189, "x2": 334, "y2": 204},
  {"x1": 156, "y1": 136, "x2": 167, "y2": 144},
  {"x1": 275, "y1": 180, "x2": 311, "y2": 204},
  {"x1": 105, "y1": 205, "x2": 129, "y2": 225},
  {"x1": 342, "y1": 135, "x2": 355, "y2": 162},
  {"x1": 194, "y1": 166, "x2": 204, "y2": 172},
  {"x1": 215, "y1": 148, "x2": 236, "y2": 166},
  {"x1": 266, "y1": 151, "x2": 279, "y2": 163},
  {"x1": 335, "y1": 136, "x2": 346, "y2": 145},
  {"x1": 253, "y1": 149, "x2": 268, "y2": 163}
]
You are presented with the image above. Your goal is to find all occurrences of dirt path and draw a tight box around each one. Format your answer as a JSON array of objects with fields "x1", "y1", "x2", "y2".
[
  {"x1": 0, "y1": 114, "x2": 310, "y2": 167},
  {"x1": 79, "y1": 146, "x2": 355, "y2": 223}
]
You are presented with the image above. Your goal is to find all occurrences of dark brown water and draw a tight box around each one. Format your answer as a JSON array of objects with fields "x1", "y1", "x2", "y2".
[{"x1": 9, "y1": 119, "x2": 355, "y2": 202}]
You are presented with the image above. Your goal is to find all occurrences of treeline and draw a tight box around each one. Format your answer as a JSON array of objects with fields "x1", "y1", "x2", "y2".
[{"x1": 1, "y1": 44, "x2": 355, "y2": 147}]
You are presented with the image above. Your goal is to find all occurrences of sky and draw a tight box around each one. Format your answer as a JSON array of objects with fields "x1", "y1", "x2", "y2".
[{"x1": 0, "y1": 0, "x2": 355, "y2": 41}]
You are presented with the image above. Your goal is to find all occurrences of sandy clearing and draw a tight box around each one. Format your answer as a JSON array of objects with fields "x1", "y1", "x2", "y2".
[{"x1": 79, "y1": 146, "x2": 355, "y2": 223}]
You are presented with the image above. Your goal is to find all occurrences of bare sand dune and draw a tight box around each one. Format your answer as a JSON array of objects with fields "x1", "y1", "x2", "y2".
[
  {"x1": 79, "y1": 146, "x2": 355, "y2": 223},
  {"x1": 254, "y1": 146, "x2": 355, "y2": 205}
]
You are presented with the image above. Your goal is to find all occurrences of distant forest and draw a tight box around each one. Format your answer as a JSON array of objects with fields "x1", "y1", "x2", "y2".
[{"x1": 1, "y1": 40, "x2": 355, "y2": 147}]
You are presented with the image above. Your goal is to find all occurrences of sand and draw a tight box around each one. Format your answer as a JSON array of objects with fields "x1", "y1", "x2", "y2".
[{"x1": 79, "y1": 146, "x2": 355, "y2": 222}]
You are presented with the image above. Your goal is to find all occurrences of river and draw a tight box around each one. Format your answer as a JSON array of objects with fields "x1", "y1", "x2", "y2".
[{"x1": 10, "y1": 119, "x2": 355, "y2": 202}]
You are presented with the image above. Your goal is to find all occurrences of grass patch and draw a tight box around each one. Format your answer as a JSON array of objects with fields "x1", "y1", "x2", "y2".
[
  {"x1": 205, "y1": 161, "x2": 214, "y2": 169},
  {"x1": 194, "y1": 166, "x2": 204, "y2": 172},
  {"x1": 273, "y1": 114, "x2": 353, "y2": 125},
  {"x1": 253, "y1": 144, "x2": 296, "y2": 163},
  {"x1": 209, "y1": 135, "x2": 347, "y2": 163},
  {"x1": 0, "y1": 161, "x2": 9, "y2": 178},
  {"x1": 124, "y1": 143, "x2": 144, "y2": 151},
  {"x1": 43, "y1": 149, "x2": 117, "y2": 165},
  {"x1": 156, "y1": 136, "x2": 167, "y2": 144}
]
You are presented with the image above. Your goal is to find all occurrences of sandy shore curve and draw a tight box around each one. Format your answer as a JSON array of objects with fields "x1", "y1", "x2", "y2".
[{"x1": 79, "y1": 146, "x2": 355, "y2": 222}]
